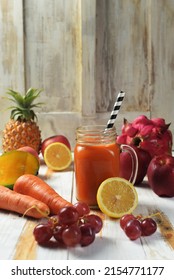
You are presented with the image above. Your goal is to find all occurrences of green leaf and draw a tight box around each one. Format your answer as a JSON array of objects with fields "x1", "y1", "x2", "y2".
[
  {"x1": 24, "y1": 88, "x2": 43, "y2": 107},
  {"x1": 10, "y1": 109, "x2": 22, "y2": 120},
  {"x1": 3, "y1": 87, "x2": 44, "y2": 121},
  {"x1": 30, "y1": 102, "x2": 45, "y2": 108},
  {"x1": 6, "y1": 89, "x2": 24, "y2": 107}
]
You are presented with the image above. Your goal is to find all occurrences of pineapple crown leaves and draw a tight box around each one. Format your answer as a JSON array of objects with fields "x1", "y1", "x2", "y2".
[{"x1": 4, "y1": 88, "x2": 44, "y2": 121}]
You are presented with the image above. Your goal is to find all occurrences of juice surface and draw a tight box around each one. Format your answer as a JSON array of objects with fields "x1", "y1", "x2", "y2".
[{"x1": 74, "y1": 142, "x2": 120, "y2": 207}]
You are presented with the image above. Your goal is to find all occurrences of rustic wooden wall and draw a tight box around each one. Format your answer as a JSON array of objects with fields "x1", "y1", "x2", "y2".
[{"x1": 0, "y1": 0, "x2": 174, "y2": 149}]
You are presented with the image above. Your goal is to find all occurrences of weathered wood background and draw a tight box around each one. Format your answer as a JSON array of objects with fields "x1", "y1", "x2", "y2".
[{"x1": 0, "y1": 0, "x2": 174, "y2": 149}]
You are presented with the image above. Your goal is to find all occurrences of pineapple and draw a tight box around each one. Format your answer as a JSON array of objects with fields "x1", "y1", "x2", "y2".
[{"x1": 2, "y1": 88, "x2": 43, "y2": 153}]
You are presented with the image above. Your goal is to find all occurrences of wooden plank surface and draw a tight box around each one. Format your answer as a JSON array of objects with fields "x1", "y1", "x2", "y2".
[
  {"x1": 101, "y1": 0, "x2": 150, "y2": 113},
  {"x1": 0, "y1": 156, "x2": 174, "y2": 260},
  {"x1": 0, "y1": 1, "x2": 174, "y2": 260},
  {"x1": 1, "y1": 0, "x2": 174, "y2": 148},
  {"x1": 0, "y1": 0, "x2": 25, "y2": 91},
  {"x1": 24, "y1": 0, "x2": 81, "y2": 113},
  {"x1": 150, "y1": 0, "x2": 174, "y2": 131},
  {"x1": 0, "y1": 0, "x2": 25, "y2": 142},
  {"x1": 81, "y1": 0, "x2": 96, "y2": 117}
]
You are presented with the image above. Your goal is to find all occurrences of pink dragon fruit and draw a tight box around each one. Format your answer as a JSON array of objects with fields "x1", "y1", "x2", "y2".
[{"x1": 117, "y1": 115, "x2": 173, "y2": 158}]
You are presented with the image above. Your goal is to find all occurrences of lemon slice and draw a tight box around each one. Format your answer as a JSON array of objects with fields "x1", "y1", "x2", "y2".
[
  {"x1": 97, "y1": 177, "x2": 138, "y2": 218},
  {"x1": 44, "y1": 142, "x2": 72, "y2": 171}
]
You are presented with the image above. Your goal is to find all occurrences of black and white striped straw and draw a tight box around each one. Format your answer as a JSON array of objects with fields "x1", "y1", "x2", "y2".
[{"x1": 106, "y1": 91, "x2": 125, "y2": 129}]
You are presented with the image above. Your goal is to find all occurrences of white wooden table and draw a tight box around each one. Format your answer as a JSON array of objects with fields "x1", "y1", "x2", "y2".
[{"x1": 0, "y1": 156, "x2": 174, "y2": 260}]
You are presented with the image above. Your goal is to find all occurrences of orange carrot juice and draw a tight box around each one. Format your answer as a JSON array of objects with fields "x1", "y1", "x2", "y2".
[{"x1": 74, "y1": 125, "x2": 119, "y2": 208}]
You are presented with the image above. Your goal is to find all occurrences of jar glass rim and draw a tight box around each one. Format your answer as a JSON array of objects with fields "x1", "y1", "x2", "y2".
[
  {"x1": 76, "y1": 125, "x2": 117, "y2": 145},
  {"x1": 76, "y1": 125, "x2": 116, "y2": 133}
]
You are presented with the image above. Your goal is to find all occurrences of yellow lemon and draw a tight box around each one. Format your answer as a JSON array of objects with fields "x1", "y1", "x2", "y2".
[
  {"x1": 44, "y1": 142, "x2": 72, "y2": 171},
  {"x1": 97, "y1": 177, "x2": 138, "y2": 218}
]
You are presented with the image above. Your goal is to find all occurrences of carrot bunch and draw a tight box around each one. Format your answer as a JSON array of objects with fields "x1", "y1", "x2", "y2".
[{"x1": 0, "y1": 174, "x2": 72, "y2": 219}]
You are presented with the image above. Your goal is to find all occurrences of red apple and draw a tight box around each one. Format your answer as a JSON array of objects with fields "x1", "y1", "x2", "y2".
[
  {"x1": 17, "y1": 146, "x2": 40, "y2": 162},
  {"x1": 119, "y1": 145, "x2": 151, "y2": 185},
  {"x1": 147, "y1": 154, "x2": 174, "y2": 197},
  {"x1": 41, "y1": 135, "x2": 71, "y2": 156}
]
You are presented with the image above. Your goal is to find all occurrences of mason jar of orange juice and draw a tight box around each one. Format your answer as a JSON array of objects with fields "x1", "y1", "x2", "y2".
[{"x1": 74, "y1": 125, "x2": 120, "y2": 208}]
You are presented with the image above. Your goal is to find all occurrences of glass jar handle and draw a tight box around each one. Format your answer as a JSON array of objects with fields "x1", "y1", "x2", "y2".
[{"x1": 120, "y1": 144, "x2": 138, "y2": 185}]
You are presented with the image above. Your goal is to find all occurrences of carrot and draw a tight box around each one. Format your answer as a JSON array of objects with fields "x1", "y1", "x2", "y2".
[
  {"x1": 13, "y1": 174, "x2": 72, "y2": 214},
  {"x1": 0, "y1": 185, "x2": 50, "y2": 218}
]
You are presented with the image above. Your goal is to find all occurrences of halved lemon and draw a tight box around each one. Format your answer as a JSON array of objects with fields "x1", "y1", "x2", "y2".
[
  {"x1": 44, "y1": 142, "x2": 72, "y2": 171},
  {"x1": 97, "y1": 177, "x2": 138, "y2": 218}
]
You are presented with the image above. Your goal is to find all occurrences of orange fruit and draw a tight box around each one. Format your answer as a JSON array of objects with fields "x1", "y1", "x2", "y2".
[
  {"x1": 97, "y1": 177, "x2": 138, "y2": 218},
  {"x1": 44, "y1": 142, "x2": 72, "y2": 171}
]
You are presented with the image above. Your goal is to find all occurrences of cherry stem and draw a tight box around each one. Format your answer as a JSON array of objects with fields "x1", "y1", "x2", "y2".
[
  {"x1": 148, "y1": 211, "x2": 163, "y2": 220},
  {"x1": 135, "y1": 211, "x2": 162, "y2": 221}
]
